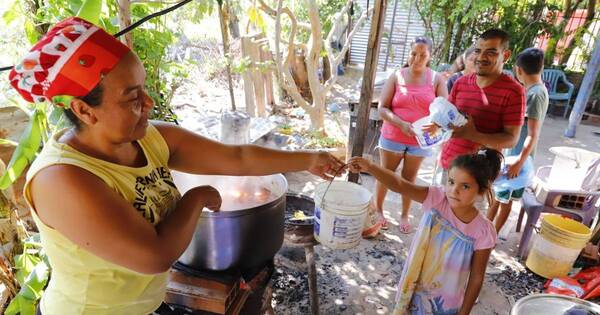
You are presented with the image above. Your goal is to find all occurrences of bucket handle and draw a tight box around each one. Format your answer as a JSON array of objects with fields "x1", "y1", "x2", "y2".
[{"x1": 320, "y1": 163, "x2": 363, "y2": 205}]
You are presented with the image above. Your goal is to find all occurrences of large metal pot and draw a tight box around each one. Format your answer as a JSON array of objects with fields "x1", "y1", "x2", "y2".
[{"x1": 172, "y1": 171, "x2": 287, "y2": 271}]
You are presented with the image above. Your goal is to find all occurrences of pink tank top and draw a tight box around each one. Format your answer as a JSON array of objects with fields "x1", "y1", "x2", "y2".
[{"x1": 380, "y1": 68, "x2": 437, "y2": 146}]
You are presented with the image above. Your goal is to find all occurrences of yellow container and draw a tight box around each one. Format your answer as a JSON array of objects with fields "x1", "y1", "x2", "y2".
[{"x1": 526, "y1": 215, "x2": 591, "y2": 279}]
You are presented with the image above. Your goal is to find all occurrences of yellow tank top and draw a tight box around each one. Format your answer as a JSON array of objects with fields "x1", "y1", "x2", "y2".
[{"x1": 24, "y1": 124, "x2": 181, "y2": 315}]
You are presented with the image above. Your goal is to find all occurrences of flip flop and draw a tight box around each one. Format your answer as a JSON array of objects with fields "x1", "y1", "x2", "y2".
[
  {"x1": 380, "y1": 217, "x2": 389, "y2": 230},
  {"x1": 399, "y1": 221, "x2": 412, "y2": 234}
]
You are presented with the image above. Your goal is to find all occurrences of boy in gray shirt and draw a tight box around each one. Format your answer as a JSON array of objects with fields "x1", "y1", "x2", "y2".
[{"x1": 487, "y1": 48, "x2": 549, "y2": 233}]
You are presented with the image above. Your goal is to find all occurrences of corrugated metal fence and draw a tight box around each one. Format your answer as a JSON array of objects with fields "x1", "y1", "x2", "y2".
[{"x1": 349, "y1": 0, "x2": 433, "y2": 70}]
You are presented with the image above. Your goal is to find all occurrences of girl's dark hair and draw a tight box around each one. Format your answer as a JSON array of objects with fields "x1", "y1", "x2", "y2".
[
  {"x1": 64, "y1": 83, "x2": 104, "y2": 128},
  {"x1": 411, "y1": 36, "x2": 432, "y2": 53},
  {"x1": 450, "y1": 148, "x2": 504, "y2": 201}
]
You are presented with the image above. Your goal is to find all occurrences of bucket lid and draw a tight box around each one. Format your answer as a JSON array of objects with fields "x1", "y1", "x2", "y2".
[{"x1": 511, "y1": 294, "x2": 600, "y2": 315}]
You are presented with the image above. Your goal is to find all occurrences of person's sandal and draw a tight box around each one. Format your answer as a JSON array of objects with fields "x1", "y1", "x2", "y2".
[
  {"x1": 398, "y1": 219, "x2": 412, "y2": 234},
  {"x1": 380, "y1": 217, "x2": 389, "y2": 230}
]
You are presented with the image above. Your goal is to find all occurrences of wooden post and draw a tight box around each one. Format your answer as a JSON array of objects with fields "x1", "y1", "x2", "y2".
[
  {"x1": 260, "y1": 43, "x2": 276, "y2": 106},
  {"x1": 241, "y1": 36, "x2": 257, "y2": 117},
  {"x1": 250, "y1": 37, "x2": 267, "y2": 117},
  {"x1": 349, "y1": 0, "x2": 387, "y2": 183},
  {"x1": 304, "y1": 245, "x2": 319, "y2": 315},
  {"x1": 565, "y1": 36, "x2": 600, "y2": 138}
]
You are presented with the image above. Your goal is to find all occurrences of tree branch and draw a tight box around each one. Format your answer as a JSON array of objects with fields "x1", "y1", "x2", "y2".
[
  {"x1": 305, "y1": 0, "x2": 325, "y2": 102},
  {"x1": 273, "y1": 0, "x2": 312, "y2": 111},
  {"x1": 258, "y1": 0, "x2": 311, "y2": 31},
  {"x1": 325, "y1": 0, "x2": 353, "y2": 79}
]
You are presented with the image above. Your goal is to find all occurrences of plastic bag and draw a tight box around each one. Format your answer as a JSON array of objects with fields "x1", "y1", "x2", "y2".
[
  {"x1": 412, "y1": 116, "x2": 452, "y2": 149},
  {"x1": 545, "y1": 266, "x2": 600, "y2": 300},
  {"x1": 492, "y1": 155, "x2": 535, "y2": 193},
  {"x1": 429, "y1": 97, "x2": 467, "y2": 130}
]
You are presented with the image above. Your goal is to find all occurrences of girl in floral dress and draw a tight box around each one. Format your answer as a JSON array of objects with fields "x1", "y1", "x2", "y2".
[{"x1": 349, "y1": 149, "x2": 501, "y2": 315}]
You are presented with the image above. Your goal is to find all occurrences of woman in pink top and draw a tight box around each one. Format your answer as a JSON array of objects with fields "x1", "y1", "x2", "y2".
[{"x1": 363, "y1": 37, "x2": 448, "y2": 237}]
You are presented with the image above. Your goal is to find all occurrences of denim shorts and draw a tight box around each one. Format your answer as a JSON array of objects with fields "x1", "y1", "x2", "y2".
[
  {"x1": 495, "y1": 187, "x2": 526, "y2": 204},
  {"x1": 378, "y1": 137, "x2": 432, "y2": 157}
]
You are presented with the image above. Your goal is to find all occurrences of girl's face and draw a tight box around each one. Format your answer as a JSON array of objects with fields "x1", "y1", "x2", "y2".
[
  {"x1": 445, "y1": 167, "x2": 482, "y2": 209},
  {"x1": 464, "y1": 52, "x2": 477, "y2": 74},
  {"x1": 408, "y1": 43, "x2": 431, "y2": 70}
]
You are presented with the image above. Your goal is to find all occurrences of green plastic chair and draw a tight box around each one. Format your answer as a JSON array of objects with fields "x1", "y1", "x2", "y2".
[{"x1": 542, "y1": 69, "x2": 575, "y2": 118}]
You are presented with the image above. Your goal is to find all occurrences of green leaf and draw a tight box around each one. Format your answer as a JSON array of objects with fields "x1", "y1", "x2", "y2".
[
  {"x1": 5, "y1": 295, "x2": 21, "y2": 315},
  {"x1": 2, "y1": 1, "x2": 19, "y2": 25},
  {"x1": 20, "y1": 262, "x2": 50, "y2": 300},
  {"x1": 77, "y1": 0, "x2": 103, "y2": 25},
  {"x1": 6, "y1": 295, "x2": 36, "y2": 315},
  {"x1": 0, "y1": 110, "x2": 44, "y2": 190},
  {"x1": 14, "y1": 253, "x2": 41, "y2": 285},
  {"x1": 246, "y1": 6, "x2": 266, "y2": 32},
  {"x1": 24, "y1": 20, "x2": 39, "y2": 45}
]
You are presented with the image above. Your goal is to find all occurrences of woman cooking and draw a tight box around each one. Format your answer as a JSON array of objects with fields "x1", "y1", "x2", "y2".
[{"x1": 9, "y1": 18, "x2": 343, "y2": 315}]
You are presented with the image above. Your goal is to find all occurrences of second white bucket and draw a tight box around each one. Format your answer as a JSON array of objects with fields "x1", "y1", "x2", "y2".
[{"x1": 313, "y1": 181, "x2": 372, "y2": 249}]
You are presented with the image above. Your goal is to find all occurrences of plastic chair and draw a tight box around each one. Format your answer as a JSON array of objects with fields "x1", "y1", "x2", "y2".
[
  {"x1": 516, "y1": 166, "x2": 600, "y2": 258},
  {"x1": 542, "y1": 69, "x2": 575, "y2": 118}
]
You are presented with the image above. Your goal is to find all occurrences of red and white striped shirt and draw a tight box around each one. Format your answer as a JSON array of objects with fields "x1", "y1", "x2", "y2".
[{"x1": 441, "y1": 73, "x2": 525, "y2": 169}]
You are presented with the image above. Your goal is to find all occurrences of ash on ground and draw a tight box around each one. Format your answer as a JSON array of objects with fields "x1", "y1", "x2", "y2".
[
  {"x1": 489, "y1": 265, "x2": 546, "y2": 301},
  {"x1": 271, "y1": 238, "x2": 405, "y2": 315}
]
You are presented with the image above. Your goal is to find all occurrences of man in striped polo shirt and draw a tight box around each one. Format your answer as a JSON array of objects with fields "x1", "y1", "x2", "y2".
[{"x1": 440, "y1": 29, "x2": 525, "y2": 179}]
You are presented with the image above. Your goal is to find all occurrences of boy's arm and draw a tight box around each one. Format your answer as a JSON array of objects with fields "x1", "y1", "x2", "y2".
[
  {"x1": 458, "y1": 248, "x2": 492, "y2": 315},
  {"x1": 507, "y1": 92, "x2": 546, "y2": 178},
  {"x1": 507, "y1": 118, "x2": 541, "y2": 178}
]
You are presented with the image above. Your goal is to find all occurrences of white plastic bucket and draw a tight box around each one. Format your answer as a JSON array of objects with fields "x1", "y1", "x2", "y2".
[
  {"x1": 547, "y1": 147, "x2": 600, "y2": 190},
  {"x1": 411, "y1": 117, "x2": 452, "y2": 149},
  {"x1": 313, "y1": 181, "x2": 372, "y2": 249}
]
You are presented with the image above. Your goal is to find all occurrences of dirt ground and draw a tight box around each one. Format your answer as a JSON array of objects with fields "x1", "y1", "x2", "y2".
[{"x1": 169, "y1": 61, "x2": 600, "y2": 314}]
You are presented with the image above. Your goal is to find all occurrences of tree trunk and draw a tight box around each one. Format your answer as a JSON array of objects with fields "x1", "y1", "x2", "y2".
[
  {"x1": 440, "y1": 13, "x2": 454, "y2": 63},
  {"x1": 291, "y1": 48, "x2": 312, "y2": 102},
  {"x1": 308, "y1": 97, "x2": 325, "y2": 131},
  {"x1": 322, "y1": 55, "x2": 331, "y2": 82},
  {"x1": 228, "y1": 3, "x2": 240, "y2": 39},
  {"x1": 218, "y1": 0, "x2": 236, "y2": 111},
  {"x1": 117, "y1": 0, "x2": 133, "y2": 48},
  {"x1": 450, "y1": 22, "x2": 466, "y2": 61},
  {"x1": 24, "y1": 0, "x2": 49, "y2": 36},
  {"x1": 559, "y1": 0, "x2": 596, "y2": 65}
]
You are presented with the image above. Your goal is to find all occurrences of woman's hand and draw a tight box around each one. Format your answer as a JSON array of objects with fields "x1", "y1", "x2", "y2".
[
  {"x1": 186, "y1": 185, "x2": 222, "y2": 211},
  {"x1": 421, "y1": 123, "x2": 440, "y2": 134},
  {"x1": 398, "y1": 121, "x2": 416, "y2": 137},
  {"x1": 348, "y1": 156, "x2": 372, "y2": 174},
  {"x1": 308, "y1": 152, "x2": 346, "y2": 180}
]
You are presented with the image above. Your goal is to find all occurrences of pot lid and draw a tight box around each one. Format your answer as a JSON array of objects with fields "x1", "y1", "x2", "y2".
[{"x1": 511, "y1": 294, "x2": 600, "y2": 315}]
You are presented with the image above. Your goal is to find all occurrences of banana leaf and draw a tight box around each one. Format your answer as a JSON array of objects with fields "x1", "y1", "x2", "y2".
[
  {"x1": 5, "y1": 261, "x2": 49, "y2": 315},
  {"x1": 0, "y1": 109, "x2": 44, "y2": 190}
]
